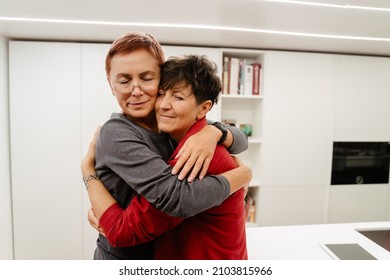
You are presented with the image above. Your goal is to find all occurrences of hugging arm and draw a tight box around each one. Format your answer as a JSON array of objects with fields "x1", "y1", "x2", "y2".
[
  {"x1": 96, "y1": 197, "x2": 183, "y2": 247},
  {"x1": 172, "y1": 122, "x2": 248, "y2": 181},
  {"x1": 83, "y1": 119, "x2": 249, "y2": 218},
  {"x1": 82, "y1": 128, "x2": 183, "y2": 246},
  {"x1": 98, "y1": 117, "x2": 249, "y2": 217},
  {"x1": 83, "y1": 122, "x2": 251, "y2": 247}
]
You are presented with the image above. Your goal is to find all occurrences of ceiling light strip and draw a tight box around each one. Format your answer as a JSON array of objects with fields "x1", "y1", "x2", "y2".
[
  {"x1": 262, "y1": 0, "x2": 390, "y2": 12},
  {"x1": 1, "y1": 16, "x2": 390, "y2": 42}
]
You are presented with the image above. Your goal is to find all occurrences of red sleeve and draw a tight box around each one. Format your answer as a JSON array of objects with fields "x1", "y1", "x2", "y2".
[{"x1": 99, "y1": 195, "x2": 183, "y2": 247}]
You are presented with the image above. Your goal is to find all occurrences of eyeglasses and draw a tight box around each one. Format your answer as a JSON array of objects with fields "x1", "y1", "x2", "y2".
[{"x1": 112, "y1": 79, "x2": 159, "y2": 94}]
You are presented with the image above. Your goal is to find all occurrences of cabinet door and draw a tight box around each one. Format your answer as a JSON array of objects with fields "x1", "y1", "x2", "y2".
[
  {"x1": 328, "y1": 184, "x2": 389, "y2": 223},
  {"x1": 0, "y1": 37, "x2": 13, "y2": 259},
  {"x1": 81, "y1": 43, "x2": 117, "y2": 258},
  {"x1": 333, "y1": 55, "x2": 390, "y2": 141},
  {"x1": 9, "y1": 41, "x2": 83, "y2": 259},
  {"x1": 261, "y1": 51, "x2": 335, "y2": 186}
]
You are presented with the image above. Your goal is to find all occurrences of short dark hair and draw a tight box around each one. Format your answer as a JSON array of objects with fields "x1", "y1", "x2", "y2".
[{"x1": 159, "y1": 55, "x2": 221, "y2": 106}]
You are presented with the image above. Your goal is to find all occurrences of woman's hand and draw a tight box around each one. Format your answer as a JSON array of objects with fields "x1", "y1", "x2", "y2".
[
  {"x1": 231, "y1": 155, "x2": 250, "y2": 195},
  {"x1": 81, "y1": 126, "x2": 100, "y2": 177},
  {"x1": 87, "y1": 208, "x2": 106, "y2": 236},
  {"x1": 220, "y1": 155, "x2": 252, "y2": 195},
  {"x1": 172, "y1": 125, "x2": 219, "y2": 182}
]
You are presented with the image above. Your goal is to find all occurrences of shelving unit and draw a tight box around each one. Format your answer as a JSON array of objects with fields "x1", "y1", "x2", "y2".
[{"x1": 219, "y1": 49, "x2": 266, "y2": 226}]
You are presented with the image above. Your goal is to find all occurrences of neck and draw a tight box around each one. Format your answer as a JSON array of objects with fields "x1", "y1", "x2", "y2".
[{"x1": 171, "y1": 119, "x2": 201, "y2": 143}]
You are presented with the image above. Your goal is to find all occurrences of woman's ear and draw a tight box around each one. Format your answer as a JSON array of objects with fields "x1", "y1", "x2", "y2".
[{"x1": 196, "y1": 100, "x2": 213, "y2": 120}]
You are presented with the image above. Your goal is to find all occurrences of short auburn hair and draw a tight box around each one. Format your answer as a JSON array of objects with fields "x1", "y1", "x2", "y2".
[{"x1": 105, "y1": 32, "x2": 165, "y2": 75}]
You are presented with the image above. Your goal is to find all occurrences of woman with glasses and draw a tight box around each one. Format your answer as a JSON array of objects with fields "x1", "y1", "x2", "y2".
[{"x1": 81, "y1": 32, "x2": 251, "y2": 260}]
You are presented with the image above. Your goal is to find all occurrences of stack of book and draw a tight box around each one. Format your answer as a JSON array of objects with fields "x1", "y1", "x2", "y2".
[{"x1": 222, "y1": 56, "x2": 261, "y2": 96}]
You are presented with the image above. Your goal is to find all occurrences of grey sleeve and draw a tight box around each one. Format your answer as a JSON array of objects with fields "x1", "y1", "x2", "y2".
[
  {"x1": 98, "y1": 119, "x2": 230, "y2": 218},
  {"x1": 206, "y1": 119, "x2": 248, "y2": 154},
  {"x1": 226, "y1": 125, "x2": 248, "y2": 154}
]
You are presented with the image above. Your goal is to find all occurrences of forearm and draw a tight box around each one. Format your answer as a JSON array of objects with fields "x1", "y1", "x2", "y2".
[
  {"x1": 83, "y1": 151, "x2": 183, "y2": 246},
  {"x1": 82, "y1": 162, "x2": 116, "y2": 220},
  {"x1": 221, "y1": 165, "x2": 252, "y2": 195},
  {"x1": 100, "y1": 196, "x2": 182, "y2": 247}
]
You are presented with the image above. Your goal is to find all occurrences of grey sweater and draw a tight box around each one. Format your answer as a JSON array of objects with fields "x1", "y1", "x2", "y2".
[
  {"x1": 93, "y1": 112, "x2": 247, "y2": 259},
  {"x1": 96, "y1": 113, "x2": 247, "y2": 218}
]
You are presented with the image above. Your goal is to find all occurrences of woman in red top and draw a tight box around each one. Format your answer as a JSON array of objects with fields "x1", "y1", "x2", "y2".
[
  {"x1": 85, "y1": 54, "x2": 249, "y2": 259},
  {"x1": 153, "y1": 55, "x2": 247, "y2": 259}
]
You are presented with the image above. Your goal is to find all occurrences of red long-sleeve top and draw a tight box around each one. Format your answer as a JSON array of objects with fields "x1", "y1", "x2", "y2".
[{"x1": 99, "y1": 118, "x2": 247, "y2": 259}]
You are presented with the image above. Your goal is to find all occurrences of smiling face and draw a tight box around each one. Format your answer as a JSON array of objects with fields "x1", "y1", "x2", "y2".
[
  {"x1": 108, "y1": 48, "x2": 161, "y2": 130},
  {"x1": 155, "y1": 82, "x2": 211, "y2": 142},
  {"x1": 155, "y1": 55, "x2": 221, "y2": 141}
]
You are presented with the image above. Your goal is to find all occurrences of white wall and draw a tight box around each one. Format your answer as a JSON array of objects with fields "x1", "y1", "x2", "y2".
[{"x1": 0, "y1": 36, "x2": 14, "y2": 259}]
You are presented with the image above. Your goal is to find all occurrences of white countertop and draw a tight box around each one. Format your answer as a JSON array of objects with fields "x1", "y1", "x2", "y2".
[{"x1": 246, "y1": 221, "x2": 390, "y2": 260}]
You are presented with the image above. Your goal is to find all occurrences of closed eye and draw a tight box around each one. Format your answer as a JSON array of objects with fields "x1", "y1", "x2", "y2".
[{"x1": 173, "y1": 94, "x2": 184, "y2": 101}]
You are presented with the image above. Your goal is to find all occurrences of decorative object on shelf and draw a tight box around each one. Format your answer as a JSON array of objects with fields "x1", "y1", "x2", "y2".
[{"x1": 240, "y1": 124, "x2": 253, "y2": 137}]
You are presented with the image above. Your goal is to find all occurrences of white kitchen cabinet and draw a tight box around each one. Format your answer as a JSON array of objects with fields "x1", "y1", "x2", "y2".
[
  {"x1": 9, "y1": 41, "x2": 83, "y2": 259},
  {"x1": 333, "y1": 55, "x2": 390, "y2": 141},
  {"x1": 0, "y1": 36, "x2": 13, "y2": 260},
  {"x1": 328, "y1": 184, "x2": 389, "y2": 223},
  {"x1": 258, "y1": 51, "x2": 335, "y2": 225},
  {"x1": 261, "y1": 51, "x2": 335, "y2": 187},
  {"x1": 329, "y1": 54, "x2": 390, "y2": 223},
  {"x1": 80, "y1": 43, "x2": 118, "y2": 259}
]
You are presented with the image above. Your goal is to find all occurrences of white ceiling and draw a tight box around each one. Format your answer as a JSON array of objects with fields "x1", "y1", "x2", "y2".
[{"x1": 1, "y1": 0, "x2": 390, "y2": 56}]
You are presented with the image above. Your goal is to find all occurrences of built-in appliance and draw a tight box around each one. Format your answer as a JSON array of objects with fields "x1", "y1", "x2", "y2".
[{"x1": 331, "y1": 142, "x2": 390, "y2": 185}]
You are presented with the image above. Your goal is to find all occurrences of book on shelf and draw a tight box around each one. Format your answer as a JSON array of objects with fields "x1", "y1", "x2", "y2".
[
  {"x1": 222, "y1": 57, "x2": 230, "y2": 94},
  {"x1": 252, "y1": 63, "x2": 261, "y2": 95},
  {"x1": 244, "y1": 64, "x2": 253, "y2": 96},
  {"x1": 222, "y1": 56, "x2": 261, "y2": 96},
  {"x1": 238, "y1": 59, "x2": 246, "y2": 95},
  {"x1": 229, "y1": 57, "x2": 240, "y2": 95}
]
